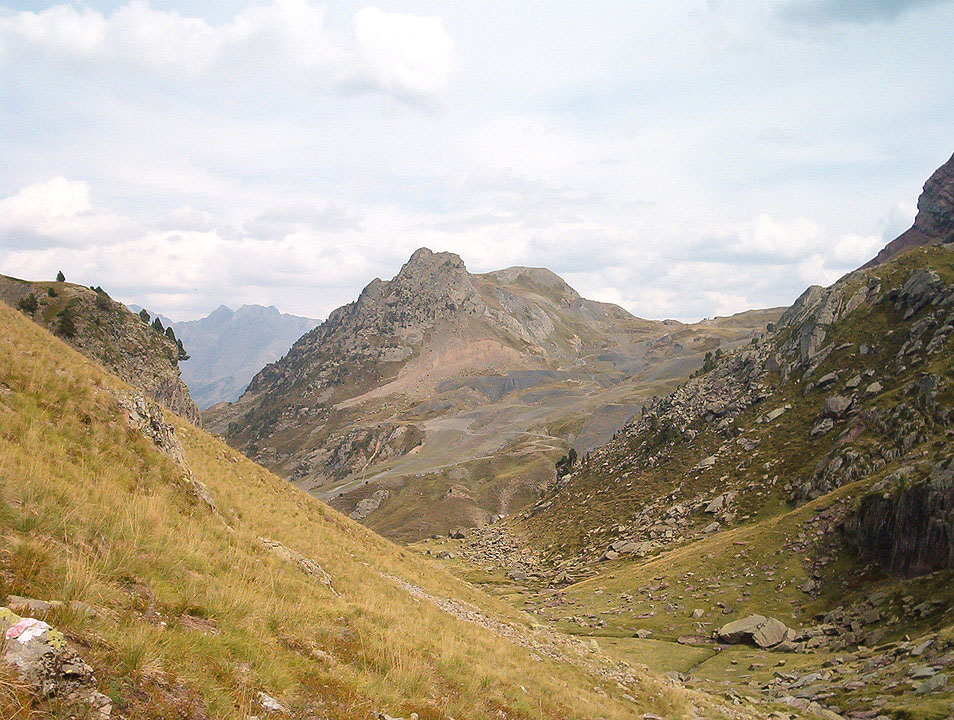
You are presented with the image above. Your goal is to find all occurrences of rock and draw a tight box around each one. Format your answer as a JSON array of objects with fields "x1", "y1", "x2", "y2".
[
  {"x1": 816, "y1": 372, "x2": 838, "y2": 388},
  {"x1": 601, "y1": 549, "x2": 620, "y2": 561},
  {"x1": 260, "y1": 537, "x2": 336, "y2": 594},
  {"x1": 704, "y1": 492, "x2": 735, "y2": 514},
  {"x1": 717, "y1": 614, "x2": 789, "y2": 648},
  {"x1": 764, "y1": 405, "x2": 792, "y2": 423},
  {"x1": 845, "y1": 374, "x2": 862, "y2": 390},
  {"x1": 691, "y1": 608, "x2": 705, "y2": 619},
  {"x1": 914, "y1": 672, "x2": 947, "y2": 694},
  {"x1": 258, "y1": 691, "x2": 287, "y2": 713},
  {"x1": 449, "y1": 528, "x2": 468, "y2": 540},
  {"x1": 810, "y1": 419, "x2": 834, "y2": 438},
  {"x1": 633, "y1": 629, "x2": 652, "y2": 639},
  {"x1": 864, "y1": 381, "x2": 883, "y2": 395},
  {"x1": 821, "y1": 395, "x2": 851, "y2": 419},
  {"x1": 0, "y1": 607, "x2": 112, "y2": 717},
  {"x1": 676, "y1": 634, "x2": 708, "y2": 646},
  {"x1": 693, "y1": 455, "x2": 717, "y2": 471},
  {"x1": 703, "y1": 521, "x2": 721, "y2": 533}
]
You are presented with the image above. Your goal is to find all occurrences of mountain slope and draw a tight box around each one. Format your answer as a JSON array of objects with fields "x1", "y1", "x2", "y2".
[
  {"x1": 206, "y1": 248, "x2": 779, "y2": 541},
  {"x1": 170, "y1": 304, "x2": 319, "y2": 408},
  {"x1": 429, "y1": 237, "x2": 954, "y2": 715},
  {"x1": 0, "y1": 299, "x2": 768, "y2": 720},
  {"x1": 0, "y1": 275, "x2": 199, "y2": 424}
]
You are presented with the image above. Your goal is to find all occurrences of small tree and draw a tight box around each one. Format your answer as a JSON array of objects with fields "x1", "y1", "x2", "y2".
[
  {"x1": 152, "y1": 317, "x2": 164, "y2": 333},
  {"x1": 138, "y1": 309, "x2": 150, "y2": 323},
  {"x1": 56, "y1": 271, "x2": 65, "y2": 282},
  {"x1": 17, "y1": 293, "x2": 38, "y2": 315},
  {"x1": 176, "y1": 338, "x2": 190, "y2": 361},
  {"x1": 57, "y1": 307, "x2": 77, "y2": 338},
  {"x1": 47, "y1": 287, "x2": 56, "y2": 297},
  {"x1": 164, "y1": 326, "x2": 176, "y2": 341}
]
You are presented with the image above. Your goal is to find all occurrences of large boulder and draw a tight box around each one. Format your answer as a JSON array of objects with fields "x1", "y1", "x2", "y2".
[{"x1": 717, "y1": 614, "x2": 789, "y2": 648}]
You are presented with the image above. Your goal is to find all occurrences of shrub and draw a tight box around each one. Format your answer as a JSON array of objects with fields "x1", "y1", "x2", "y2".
[
  {"x1": 56, "y1": 270, "x2": 65, "y2": 282},
  {"x1": 16, "y1": 293, "x2": 38, "y2": 315},
  {"x1": 57, "y1": 307, "x2": 78, "y2": 338}
]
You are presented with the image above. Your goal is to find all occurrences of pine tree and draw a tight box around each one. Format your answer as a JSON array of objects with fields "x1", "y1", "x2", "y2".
[
  {"x1": 17, "y1": 293, "x2": 38, "y2": 315},
  {"x1": 138, "y1": 309, "x2": 150, "y2": 323},
  {"x1": 56, "y1": 271, "x2": 65, "y2": 282},
  {"x1": 152, "y1": 317, "x2": 164, "y2": 333}
]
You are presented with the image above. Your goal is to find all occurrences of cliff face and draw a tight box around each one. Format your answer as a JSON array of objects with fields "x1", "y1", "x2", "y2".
[
  {"x1": 847, "y1": 457, "x2": 954, "y2": 576},
  {"x1": 865, "y1": 151, "x2": 954, "y2": 268},
  {"x1": 0, "y1": 275, "x2": 200, "y2": 424}
]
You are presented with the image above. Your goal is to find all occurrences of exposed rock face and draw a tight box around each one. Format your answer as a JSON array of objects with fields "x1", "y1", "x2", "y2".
[
  {"x1": 0, "y1": 275, "x2": 199, "y2": 424},
  {"x1": 865, "y1": 151, "x2": 954, "y2": 268},
  {"x1": 167, "y1": 304, "x2": 319, "y2": 408},
  {"x1": 846, "y1": 457, "x2": 954, "y2": 576},
  {"x1": 113, "y1": 391, "x2": 218, "y2": 514}
]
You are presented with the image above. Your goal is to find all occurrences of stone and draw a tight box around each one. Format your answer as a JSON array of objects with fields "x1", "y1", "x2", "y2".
[
  {"x1": 821, "y1": 395, "x2": 851, "y2": 418},
  {"x1": 914, "y1": 672, "x2": 947, "y2": 694},
  {"x1": 691, "y1": 608, "x2": 705, "y2": 619},
  {"x1": 845, "y1": 374, "x2": 862, "y2": 390},
  {"x1": 633, "y1": 629, "x2": 653, "y2": 639},
  {"x1": 601, "y1": 550, "x2": 620, "y2": 561},
  {"x1": 703, "y1": 521, "x2": 721, "y2": 533},
  {"x1": 0, "y1": 607, "x2": 111, "y2": 717},
  {"x1": 816, "y1": 372, "x2": 838, "y2": 387},
  {"x1": 449, "y1": 528, "x2": 467, "y2": 539},
  {"x1": 865, "y1": 381, "x2": 883, "y2": 395},
  {"x1": 717, "y1": 614, "x2": 789, "y2": 648},
  {"x1": 704, "y1": 492, "x2": 735, "y2": 514},
  {"x1": 764, "y1": 405, "x2": 792, "y2": 423},
  {"x1": 258, "y1": 692, "x2": 287, "y2": 713},
  {"x1": 810, "y1": 419, "x2": 834, "y2": 438}
]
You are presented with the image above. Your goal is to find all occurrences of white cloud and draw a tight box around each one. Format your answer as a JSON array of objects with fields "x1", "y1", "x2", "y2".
[
  {"x1": 0, "y1": 1, "x2": 455, "y2": 101},
  {"x1": 348, "y1": 7, "x2": 455, "y2": 101},
  {"x1": 0, "y1": 177, "x2": 129, "y2": 248}
]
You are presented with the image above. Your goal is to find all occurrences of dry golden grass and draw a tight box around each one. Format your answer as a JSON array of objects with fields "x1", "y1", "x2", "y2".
[{"x1": 0, "y1": 302, "x2": 758, "y2": 720}]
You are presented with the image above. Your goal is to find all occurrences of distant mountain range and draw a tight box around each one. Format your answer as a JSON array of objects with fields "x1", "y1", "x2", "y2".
[{"x1": 128, "y1": 304, "x2": 319, "y2": 409}]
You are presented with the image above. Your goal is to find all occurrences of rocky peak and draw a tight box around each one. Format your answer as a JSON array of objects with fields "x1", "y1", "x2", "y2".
[{"x1": 865, "y1": 151, "x2": 954, "y2": 267}]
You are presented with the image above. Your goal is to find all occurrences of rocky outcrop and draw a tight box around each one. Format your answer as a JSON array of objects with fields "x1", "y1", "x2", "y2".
[
  {"x1": 846, "y1": 457, "x2": 954, "y2": 576},
  {"x1": 0, "y1": 606, "x2": 112, "y2": 717},
  {"x1": 114, "y1": 391, "x2": 218, "y2": 514},
  {"x1": 0, "y1": 275, "x2": 199, "y2": 424},
  {"x1": 865, "y1": 152, "x2": 954, "y2": 268}
]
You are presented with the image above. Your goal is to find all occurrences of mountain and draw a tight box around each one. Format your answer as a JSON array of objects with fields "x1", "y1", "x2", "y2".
[
  {"x1": 864, "y1": 150, "x2": 954, "y2": 268},
  {"x1": 0, "y1": 275, "x2": 199, "y2": 423},
  {"x1": 168, "y1": 304, "x2": 319, "y2": 409},
  {"x1": 426, "y1": 157, "x2": 954, "y2": 718},
  {"x1": 206, "y1": 248, "x2": 780, "y2": 541},
  {"x1": 0, "y1": 295, "x2": 762, "y2": 720}
]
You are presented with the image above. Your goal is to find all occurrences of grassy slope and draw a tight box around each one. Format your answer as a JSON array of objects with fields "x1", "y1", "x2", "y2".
[{"x1": 0, "y1": 301, "x2": 762, "y2": 720}]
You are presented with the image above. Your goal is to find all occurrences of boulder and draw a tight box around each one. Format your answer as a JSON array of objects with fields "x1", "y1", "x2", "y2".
[
  {"x1": 821, "y1": 395, "x2": 851, "y2": 419},
  {"x1": 717, "y1": 614, "x2": 789, "y2": 648},
  {"x1": 810, "y1": 419, "x2": 834, "y2": 438},
  {"x1": 0, "y1": 607, "x2": 111, "y2": 717}
]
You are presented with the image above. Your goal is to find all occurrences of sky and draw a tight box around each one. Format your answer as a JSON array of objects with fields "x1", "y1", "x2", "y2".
[{"x1": 0, "y1": 1, "x2": 952, "y2": 322}]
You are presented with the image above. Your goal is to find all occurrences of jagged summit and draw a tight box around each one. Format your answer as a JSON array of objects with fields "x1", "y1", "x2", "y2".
[{"x1": 865, "y1": 151, "x2": 954, "y2": 267}]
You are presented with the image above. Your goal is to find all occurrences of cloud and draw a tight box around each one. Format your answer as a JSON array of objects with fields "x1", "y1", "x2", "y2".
[
  {"x1": 0, "y1": 177, "x2": 129, "y2": 248},
  {"x1": 0, "y1": 1, "x2": 455, "y2": 102},
  {"x1": 346, "y1": 7, "x2": 455, "y2": 102},
  {"x1": 777, "y1": 0, "x2": 951, "y2": 25}
]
